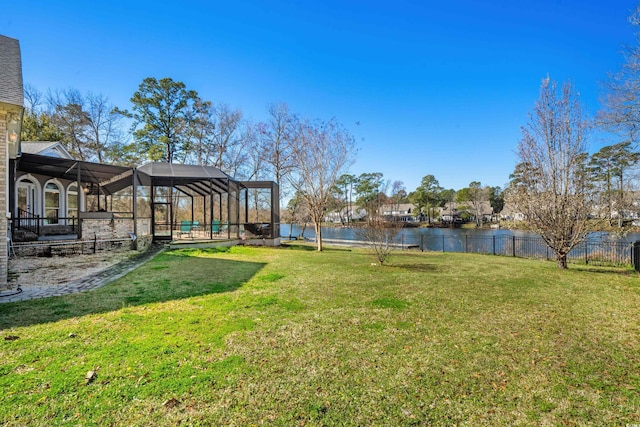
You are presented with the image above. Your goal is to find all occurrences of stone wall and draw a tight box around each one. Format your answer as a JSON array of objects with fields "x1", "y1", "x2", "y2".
[
  {"x1": 136, "y1": 218, "x2": 151, "y2": 236},
  {"x1": 80, "y1": 217, "x2": 154, "y2": 252},
  {"x1": 134, "y1": 234, "x2": 153, "y2": 252},
  {"x1": 81, "y1": 217, "x2": 151, "y2": 240}
]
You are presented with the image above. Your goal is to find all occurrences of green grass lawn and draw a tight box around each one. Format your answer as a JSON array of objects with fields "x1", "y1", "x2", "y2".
[{"x1": 1, "y1": 244, "x2": 639, "y2": 426}]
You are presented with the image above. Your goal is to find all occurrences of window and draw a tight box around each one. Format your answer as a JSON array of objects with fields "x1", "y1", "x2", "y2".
[
  {"x1": 67, "y1": 184, "x2": 78, "y2": 219},
  {"x1": 45, "y1": 182, "x2": 61, "y2": 224}
]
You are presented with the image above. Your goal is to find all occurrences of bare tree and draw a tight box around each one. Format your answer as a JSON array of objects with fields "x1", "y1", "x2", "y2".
[
  {"x1": 24, "y1": 83, "x2": 45, "y2": 113},
  {"x1": 288, "y1": 117, "x2": 357, "y2": 251},
  {"x1": 85, "y1": 92, "x2": 126, "y2": 163},
  {"x1": 183, "y1": 100, "x2": 252, "y2": 176},
  {"x1": 357, "y1": 213, "x2": 403, "y2": 265},
  {"x1": 259, "y1": 102, "x2": 298, "y2": 201},
  {"x1": 43, "y1": 88, "x2": 128, "y2": 163},
  {"x1": 457, "y1": 181, "x2": 488, "y2": 227},
  {"x1": 238, "y1": 122, "x2": 270, "y2": 222},
  {"x1": 48, "y1": 88, "x2": 91, "y2": 160},
  {"x1": 284, "y1": 191, "x2": 311, "y2": 240},
  {"x1": 508, "y1": 77, "x2": 593, "y2": 269},
  {"x1": 211, "y1": 103, "x2": 243, "y2": 171},
  {"x1": 598, "y1": 6, "x2": 640, "y2": 143},
  {"x1": 21, "y1": 84, "x2": 63, "y2": 142},
  {"x1": 357, "y1": 179, "x2": 403, "y2": 266}
]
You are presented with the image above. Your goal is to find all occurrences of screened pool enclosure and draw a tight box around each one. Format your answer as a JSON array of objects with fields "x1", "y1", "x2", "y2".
[{"x1": 12, "y1": 154, "x2": 280, "y2": 244}]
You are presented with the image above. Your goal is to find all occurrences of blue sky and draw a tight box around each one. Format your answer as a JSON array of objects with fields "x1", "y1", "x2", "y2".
[{"x1": 3, "y1": 0, "x2": 637, "y2": 192}]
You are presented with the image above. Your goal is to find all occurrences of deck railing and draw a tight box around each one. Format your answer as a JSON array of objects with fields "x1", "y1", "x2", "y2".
[{"x1": 14, "y1": 209, "x2": 80, "y2": 236}]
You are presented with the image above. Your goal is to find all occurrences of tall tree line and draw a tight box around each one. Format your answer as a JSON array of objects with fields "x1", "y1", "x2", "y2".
[{"x1": 22, "y1": 84, "x2": 130, "y2": 164}]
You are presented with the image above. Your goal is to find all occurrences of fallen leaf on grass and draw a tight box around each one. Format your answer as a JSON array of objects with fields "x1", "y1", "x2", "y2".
[
  {"x1": 85, "y1": 370, "x2": 97, "y2": 385},
  {"x1": 163, "y1": 398, "x2": 181, "y2": 409}
]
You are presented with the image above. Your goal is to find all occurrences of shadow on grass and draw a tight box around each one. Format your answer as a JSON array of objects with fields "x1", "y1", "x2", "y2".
[
  {"x1": 387, "y1": 262, "x2": 441, "y2": 272},
  {"x1": 280, "y1": 242, "x2": 352, "y2": 252},
  {"x1": 567, "y1": 265, "x2": 638, "y2": 276},
  {"x1": 0, "y1": 251, "x2": 266, "y2": 330}
]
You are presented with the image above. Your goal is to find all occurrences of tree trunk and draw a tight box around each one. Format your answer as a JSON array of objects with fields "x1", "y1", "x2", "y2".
[
  {"x1": 556, "y1": 253, "x2": 568, "y2": 269},
  {"x1": 288, "y1": 218, "x2": 294, "y2": 240},
  {"x1": 315, "y1": 222, "x2": 323, "y2": 251}
]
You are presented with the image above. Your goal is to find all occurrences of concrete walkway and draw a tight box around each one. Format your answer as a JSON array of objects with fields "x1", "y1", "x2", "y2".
[{"x1": 0, "y1": 244, "x2": 165, "y2": 303}]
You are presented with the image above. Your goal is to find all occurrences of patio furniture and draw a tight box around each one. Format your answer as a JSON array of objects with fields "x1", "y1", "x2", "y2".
[
  {"x1": 179, "y1": 220, "x2": 193, "y2": 238},
  {"x1": 211, "y1": 220, "x2": 221, "y2": 236}
]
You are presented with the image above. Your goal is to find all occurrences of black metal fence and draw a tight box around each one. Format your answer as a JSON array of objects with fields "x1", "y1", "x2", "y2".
[{"x1": 392, "y1": 234, "x2": 635, "y2": 268}]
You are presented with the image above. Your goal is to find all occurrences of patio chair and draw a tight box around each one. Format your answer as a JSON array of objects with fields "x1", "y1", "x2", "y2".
[
  {"x1": 179, "y1": 220, "x2": 193, "y2": 238},
  {"x1": 211, "y1": 220, "x2": 221, "y2": 236}
]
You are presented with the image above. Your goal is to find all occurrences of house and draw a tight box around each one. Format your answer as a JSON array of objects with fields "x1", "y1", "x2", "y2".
[
  {"x1": 440, "y1": 201, "x2": 494, "y2": 223},
  {"x1": 499, "y1": 203, "x2": 525, "y2": 221},
  {"x1": 3, "y1": 34, "x2": 281, "y2": 270},
  {"x1": 440, "y1": 202, "x2": 462, "y2": 223},
  {"x1": 0, "y1": 34, "x2": 24, "y2": 288},
  {"x1": 324, "y1": 205, "x2": 367, "y2": 223},
  {"x1": 379, "y1": 203, "x2": 419, "y2": 223}
]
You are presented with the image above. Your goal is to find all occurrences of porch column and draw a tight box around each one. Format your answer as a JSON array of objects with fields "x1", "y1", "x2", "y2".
[
  {"x1": 132, "y1": 168, "x2": 138, "y2": 249},
  {"x1": 209, "y1": 180, "x2": 214, "y2": 240},
  {"x1": 227, "y1": 179, "x2": 231, "y2": 239},
  {"x1": 271, "y1": 182, "x2": 280, "y2": 238},
  {"x1": 244, "y1": 187, "x2": 248, "y2": 223},
  {"x1": 77, "y1": 163, "x2": 82, "y2": 239}
]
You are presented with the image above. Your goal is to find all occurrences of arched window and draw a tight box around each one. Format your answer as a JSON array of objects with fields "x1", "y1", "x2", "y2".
[
  {"x1": 67, "y1": 184, "x2": 79, "y2": 220},
  {"x1": 45, "y1": 182, "x2": 61, "y2": 224}
]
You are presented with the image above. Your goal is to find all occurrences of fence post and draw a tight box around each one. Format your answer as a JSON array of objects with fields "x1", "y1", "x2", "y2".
[
  {"x1": 420, "y1": 235, "x2": 424, "y2": 252},
  {"x1": 401, "y1": 234, "x2": 404, "y2": 250},
  {"x1": 585, "y1": 241, "x2": 589, "y2": 265},
  {"x1": 442, "y1": 235, "x2": 445, "y2": 253},
  {"x1": 465, "y1": 234, "x2": 468, "y2": 253},
  {"x1": 493, "y1": 235, "x2": 496, "y2": 256},
  {"x1": 93, "y1": 234, "x2": 97, "y2": 254},
  {"x1": 512, "y1": 236, "x2": 516, "y2": 258}
]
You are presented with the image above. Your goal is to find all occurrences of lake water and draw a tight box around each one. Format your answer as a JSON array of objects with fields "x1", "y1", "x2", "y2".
[
  {"x1": 280, "y1": 223, "x2": 638, "y2": 266},
  {"x1": 280, "y1": 223, "x2": 640, "y2": 243}
]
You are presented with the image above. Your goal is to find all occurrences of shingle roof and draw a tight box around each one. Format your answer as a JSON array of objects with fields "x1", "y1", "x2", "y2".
[{"x1": 0, "y1": 35, "x2": 24, "y2": 107}]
